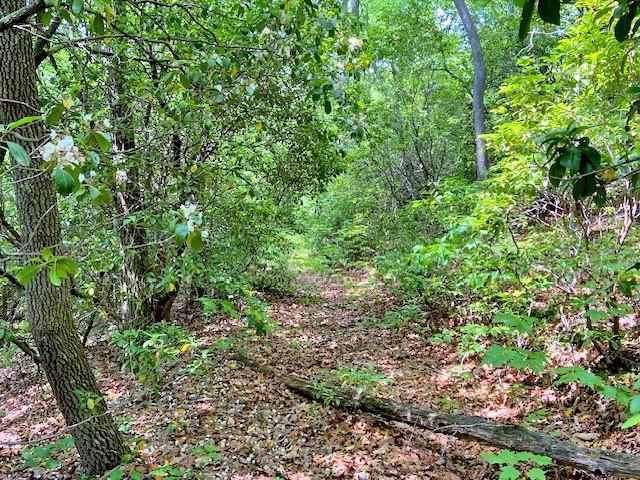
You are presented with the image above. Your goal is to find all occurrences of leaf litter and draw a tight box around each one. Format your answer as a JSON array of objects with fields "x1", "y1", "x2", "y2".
[{"x1": 0, "y1": 270, "x2": 637, "y2": 479}]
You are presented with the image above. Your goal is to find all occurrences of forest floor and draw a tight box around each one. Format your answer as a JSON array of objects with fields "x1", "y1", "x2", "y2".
[{"x1": 0, "y1": 269, "x2": 637, "y2": 479}]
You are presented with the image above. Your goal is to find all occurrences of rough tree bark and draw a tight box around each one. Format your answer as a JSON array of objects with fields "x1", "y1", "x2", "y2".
[
  {"x1": 0, "y1": 2, "x2": 127, "y2": 474},
  {"x1": 453, "y1": 0, "x2": 489, "y2": 180}
]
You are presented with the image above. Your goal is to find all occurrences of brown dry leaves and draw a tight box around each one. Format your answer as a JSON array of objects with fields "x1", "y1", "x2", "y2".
[{"x1": 0, "y1": 270, "x2": 635, "y2": 479}]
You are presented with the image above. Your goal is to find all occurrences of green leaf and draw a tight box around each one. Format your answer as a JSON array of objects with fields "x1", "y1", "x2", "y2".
[
  {"x1": 482, "y1": 450, "x2": 520, "y2": 466},
  {"x1": 108, "y1": 468, "x2": 125, "y2": 480},
  {"x1": 585, "y1": 309, "x2": 609, "y2": 322},
  {"x1": 538, "y1": 0, "x2": 560, "y2": 24},
  {"x1": 548, "y1": 162, "x2": 565, "y2": 186},
  {"x1": 56, "y1": 257, "x2": 79, "y2": 277},
  {"x1": 581, "y1": 146, "x2": 601, "y2": 167},
  {"x1": 39, "y1": 9, "x2": 52, "y2": 26},
  {"x1": 629, "y1": 396, "x2": 640, "y2": 414},
  {"x1": 483, "y1": 345, "x2": 546, "y2": 373},
  {"x1": 55, "y1": 437, "x2": 74, "y2": 450},
  {"x1": 559, "y1": 146, "x2": 581, "y2": 171},
  {"x1": 622, "y1": 412, "x2": 640, "y2": 429},
  {"x1": 519, "y1": 0, "x2": 537, "y2": 41},
  {"x1": 494, "y1": 313, "x2": 538, "y2": 334},
  {"x1": 6, "y1": 141, "x2": 31, "y2": 166},
  {"x1": 324, "y1": 99, "x2": 332, "y2": 114},
  {"x1": 186, "y1": 230, "x2": 204, "y2": 252},
  {"x1": 72, "y1": 0, "x2": 84, "y2": 15},
  {"x1": 174, "y1": 222, "x2": 189, "y2": 241},
  {"x1": 49, "y1": 262, "x2": 62, "y2": 287},
  {"x1": 615, "y1": 11, "x2": 634, "y2": 42},
  {"x1": 46, "y1": 105, "x2": 65, "y2": 126},
  {"x1": 92, "y1": 14, "x2": 105, "y2": 35},
  {"x1": 499, "y1": 466, "x2": 521, "y2": 480},
  {"x1": 180, "y1": 74, "x2": 192, "y2": 88},
  {"x1": 7, "y1": 116, "x2": 42, "y2": 131},
  {"x1": 554, "y1": 366, "x2": 602, "y2": 388},
  {"x1": 88, "y1": 185, "x2": 111, "y2": 205},
  {"x1": 219, "y1": 300, "x2": 239, "y2": 319},
  {"x1": 129, "y1": 471, "x2": 143, "y2": 480},
  {"x1": 92, "y1": 132, "x2": 112, "y2": 153},
  {"x1": 41, "y1": 247, "x2": 54, "y2": 262},
  {"x1": 572, "y1": 177, "x2": 585, "y2": 200},
  {"x1": 528, "y1": 467, "x2": 546, "y2": 480},
  {"x1": 527, "y1": 454, "x2": 552, "y2": 466},
  {"x1": 17, "y1": 264, "x2": 42, "y2": 285},
  {"x1": 52, "y1": 167, "x2": 77, "y2": 195}
]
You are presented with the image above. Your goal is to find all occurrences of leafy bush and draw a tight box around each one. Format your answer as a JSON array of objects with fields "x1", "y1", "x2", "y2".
[{"x1": 112, "y1": 324, "x2": 194, "y2": 387}]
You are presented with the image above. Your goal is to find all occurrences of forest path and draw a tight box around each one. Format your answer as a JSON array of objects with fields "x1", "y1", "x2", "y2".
[
  {"x1": 228, "y1": 269, "x2": 493, "y2": 479},
  {"x1": 1, "y1": 270, "x2": 604, "y2": 479},
  {"x1": 238, "y1": 269, "x2": 617, "y2": 480},
  {"x1": 0, "y1": 270, "x2": 485, "y2": 480}
]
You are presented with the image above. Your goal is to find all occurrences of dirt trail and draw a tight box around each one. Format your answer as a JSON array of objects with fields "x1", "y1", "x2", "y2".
[
  {"x1": 0, "y1": 270, "x2": 618, "y2": 479},
  {"x1": 229, "y1": 270, "x2": 492, "y2": 479}
]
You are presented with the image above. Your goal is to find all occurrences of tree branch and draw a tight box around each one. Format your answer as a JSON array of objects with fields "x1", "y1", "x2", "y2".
[
  {"x1": 0, "y1": 0, "x2": 46, "y2": 34},
  {"x1": 35, "y1": 16, "x2": 61, "y2": 66},
  {"x1": 8, "y1": 334, "x2": 40, "y2": 364}
]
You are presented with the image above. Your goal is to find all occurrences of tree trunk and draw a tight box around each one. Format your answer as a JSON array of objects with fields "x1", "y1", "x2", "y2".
[
  {"x1": 343, "y1": 0, "x2": 360, "y2": 17},
  {"x1": 453, "y1": 0, "x2": 488, "y2": 180},
  {"x1": 109, "y1": 61, "x2": 152, "y2": 327},
  {"x1": 0, "y1": 2, "x2": 127, "y2": 474}
]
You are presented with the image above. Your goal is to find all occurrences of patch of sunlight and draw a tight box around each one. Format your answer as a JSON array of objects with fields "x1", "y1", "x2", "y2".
[{"x1": 288, "y1": 234, "x2": 329, "y2": 274}]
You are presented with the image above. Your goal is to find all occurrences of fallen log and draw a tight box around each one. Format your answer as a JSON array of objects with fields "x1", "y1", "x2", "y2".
[{"x1": 235, "y1": 354, "x2": 640, "y2": 478}]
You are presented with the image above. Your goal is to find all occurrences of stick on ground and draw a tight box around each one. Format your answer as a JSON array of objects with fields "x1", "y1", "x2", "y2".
[{"x1": 236, "y1": 353, "x2": 640, "y2": 478}]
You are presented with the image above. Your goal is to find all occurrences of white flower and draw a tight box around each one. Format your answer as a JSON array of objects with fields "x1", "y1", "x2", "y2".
[
  {"x1": 348, "y1": 37, "x2": 363, "y2": 50},
  {"x1": 179, "y1": 202, "x2": 203, "y2": 232},
  {"x1": 42, "y1": 142, "x2": 55, "y2": 161},
  {"x1": 115, "y1": 170, "x2": 128, "y2": 184},
  {"x1": 42, "y1": 134, "x2": 86, "y2": 166},
  {"x1": 58, "y1": 135, "x2": 74, "y2": 149},
  {"x1": 180, "y1": 202, "x2": 198, "y2": 219},
  {"x1": 63, "y1": 151, "x2": 76, "y2": 165}
]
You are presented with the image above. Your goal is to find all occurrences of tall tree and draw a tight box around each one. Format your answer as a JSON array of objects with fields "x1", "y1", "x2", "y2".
[
  {"x1": 344, "y1": 0, "x2": 361, "y2": 17},
  {"x1": 453, "y1": 0, "x2": 488, "y2": 180},
  {"x1": 0, "y1": 1, "x2": 127, "y2": 475}
]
